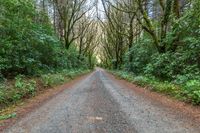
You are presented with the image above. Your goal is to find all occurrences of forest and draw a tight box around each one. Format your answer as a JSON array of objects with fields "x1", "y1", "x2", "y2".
[
  {"x1": 99, "y1": 0, "x2": 200, "y2": 105},
  {"x1": 0, "y1": 0, "x2": 200, "y2": 111},
  {"x1": 0, "y1": 0, "x2": 97, "y2": 109}
]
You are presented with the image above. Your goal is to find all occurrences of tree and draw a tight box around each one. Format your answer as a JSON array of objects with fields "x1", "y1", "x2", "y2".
[{"x1": 53, "y1": 0, "x2": 94, "y2": 49}]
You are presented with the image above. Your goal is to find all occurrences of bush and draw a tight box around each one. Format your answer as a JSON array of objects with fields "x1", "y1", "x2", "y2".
[
  {"x1": 124, "y1": 37, "x2": 155, "y2": 74},
  {"x1": 13, "y1": 75, "x2": 36, "y2": 99},
  {"x1": 0, "y1": 68, "x2": 90, "y2": 109},
  {"x1": 64, "y1": 46, "x2": 89, "y2": 69},
  {"x1": 40, "y1": 69, "x2": 90, "y2": 87},
  {"x1": 41, "y1": 74, "x2": 65, "y2": 87},
  {"x1": 144, "y1": 52, "x2": 200, "y2": 81},
  {"x1": 0, "y1": 0, "x2": 91, "y2": 78},
  {"x1": 132, "y1": 76, "x2": 151, "y2": 87},
  {"x1": 0, "y1": 87, "x2": 6, "y2": 105},
  {"x1": 144, "y1": 53, "x2": 177, "y2": 80},
  {"x1": 111, "y1": 70, "x2": 200, "y2": 105},
  {"x1": 0, "y1": 75, "x2": 36, "y2": 107},
  {"x1": 181, "y1": 80, "x2": 200, "y2": 105},
  {"x1": 151, "y1": 82, "x2": 178, "y2": 96}
]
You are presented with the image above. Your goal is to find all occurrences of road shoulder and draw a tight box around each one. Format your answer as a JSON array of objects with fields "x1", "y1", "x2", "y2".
[
  {"x1": 105, "y1": 71, "x2": 200, "y2": 126},
  {"x1": 0, "y1": 73, "x2": 91, "y2": 132}
]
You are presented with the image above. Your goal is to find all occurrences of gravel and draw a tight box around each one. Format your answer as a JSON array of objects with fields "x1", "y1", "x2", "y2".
[{"x1": 4, "y1": 69, "x2": 200, "y2": 133}]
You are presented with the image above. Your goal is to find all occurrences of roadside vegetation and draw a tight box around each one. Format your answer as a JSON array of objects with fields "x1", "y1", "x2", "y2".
[
  {"x1": 0, "y1": 69, "x2": 90, "y2": 110},
  {"x1": 111, "y1": 70, "x2": 200, "y2": 105},
  {"x1": 0, "y1": 0, "x2": 97, "y2": 114},
  {"x1": 1, "y1": 0, "x2": 200, "y2": 121},
  {"x1": 98, "y1": 0, "x2": 200, "y2": 105}
]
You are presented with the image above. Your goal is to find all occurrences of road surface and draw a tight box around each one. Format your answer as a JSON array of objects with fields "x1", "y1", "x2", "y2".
[{"x1": 4, "y1": 69, "x2": 200, "y2": 133}]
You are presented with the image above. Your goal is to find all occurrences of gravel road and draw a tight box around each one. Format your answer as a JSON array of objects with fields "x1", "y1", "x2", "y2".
[{"x1": 4, "y1": 69, "x2": 200, "y2": 133}]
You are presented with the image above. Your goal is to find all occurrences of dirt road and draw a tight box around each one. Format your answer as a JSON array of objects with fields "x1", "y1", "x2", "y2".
[{"x1": 3, "y1": 69, "x2": 200, "y2": 133}]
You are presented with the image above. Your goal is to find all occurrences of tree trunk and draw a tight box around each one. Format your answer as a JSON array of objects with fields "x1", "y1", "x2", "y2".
[{"x1": 171, "y1": 0, "x2": 180, "y2": 52}]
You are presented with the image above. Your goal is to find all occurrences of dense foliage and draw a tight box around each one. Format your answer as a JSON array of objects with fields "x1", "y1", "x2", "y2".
[
  {"x1": 0, "y1": 0, "x2": 95, "y2": 111},
  {"x1": 125, "y1": 1, "x2": 200, "y2": 81},
  {"x1": 0, "y1": 69, "x2": 90, "y2": 110},
  {"x1": 123, "y1": 1, "x2": 200, "y2": 104},
  {"x1": 0, "y1": 0, "x2": 92, "y2": 79},
  {"x1": 100, "y1": 0, "x2": 200, "y2": 105},
  {"x1": 111, "y1": 70, "x2": 200, "y2": 105}
]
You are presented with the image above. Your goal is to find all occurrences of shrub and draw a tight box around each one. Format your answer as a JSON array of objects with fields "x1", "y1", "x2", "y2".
[
  {"x1": 0, "y1": 0, "x2": 90, "y2": 77},
  {"x1": 124, "y1": 38, "x2": 155, "y2": 74},
  {"x1": 111, "y1": 70, "x2": 200, "y2": 105},
  {"x1": 0, "y1": 68, "x2": 90, "y2": 109},
  {"x1": 41, "y1": 74, "x2": 65, "y2": 87},
  {"x1": 0, "y1": 75, "x2": 37, "y2": 106},
  {"x1": 144, "y1": 52, "x2": 200, "y2": 81},
  {"x1": 0, "y1": 113, "x2": 17, "y2": 120},
  {"x1": 14, "y1": 75, "x2": 36, "y2": 98},
  {"x1": 181, "y1": 80, "x2": 200, "y2": 105},
  {"x1": 151, "y1": 82, "x2": 178, "y2": 96},
  {"x1": 132, "y1": 76, "x2": 151, "y2": 87},
  {"x1": 0, "y1": 87, "x2": 6, "y2": 105}
]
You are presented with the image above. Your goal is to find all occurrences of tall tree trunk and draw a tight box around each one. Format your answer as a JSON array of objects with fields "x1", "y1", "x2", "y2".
[
  {"x1": 160, "y1": 0, "x2": 173, "y2": 53},
  {"x1": 171, "y1": 0, "x2": 180, "y2": 52},
  {"x1": 128, "y1": 16, "x2": 134, "y2": 62},
  {"x1": 53, "y1": 2, "x2": 57, "y2": 32}
]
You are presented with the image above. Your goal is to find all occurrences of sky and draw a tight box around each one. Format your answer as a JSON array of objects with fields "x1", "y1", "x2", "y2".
[{"x1": 86, "y1": 0, "x2": 105, "y2": 20}]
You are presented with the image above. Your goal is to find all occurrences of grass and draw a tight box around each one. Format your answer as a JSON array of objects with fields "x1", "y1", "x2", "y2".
[
  {"x1": 0, "y1": 69, "x2": 91, "y2": 120},
  {"x1": 110, "y1": 70, "x2": 200, "y2": 105},
  {"x1": 0, "y1": 113, "x2": 17, "y2": 120}
]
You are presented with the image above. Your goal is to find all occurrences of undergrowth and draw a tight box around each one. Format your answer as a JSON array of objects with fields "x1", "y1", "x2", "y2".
[
  {"x1": 0, "y1": 69, "x2": 90, "y2": 112},
  {"x1": 110, "y1": 70, "x2": 200, "y2": 105}
]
